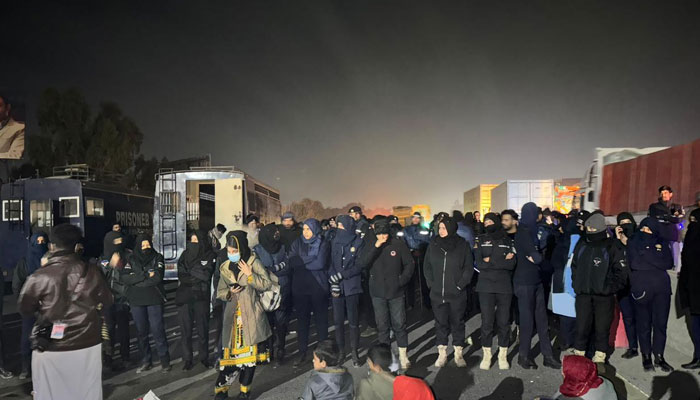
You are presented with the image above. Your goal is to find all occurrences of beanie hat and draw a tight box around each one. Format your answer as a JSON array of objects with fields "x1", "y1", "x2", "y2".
[
  {"x1": 281, "y1": 212, "x2": 294, "y2": 221},
  {"x1": 584, "y1": 213, "x2": 606, "y2": 233}
]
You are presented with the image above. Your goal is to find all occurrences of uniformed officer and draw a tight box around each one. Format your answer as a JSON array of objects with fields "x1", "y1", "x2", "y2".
[{"x1": 402, "y1": 212, "x2": 432, "y2": 309}]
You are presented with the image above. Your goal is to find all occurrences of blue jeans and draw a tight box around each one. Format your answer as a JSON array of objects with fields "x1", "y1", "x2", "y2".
[
  {"x1": 372, "y1": 296, "x2": 408, "y2": 347},
  {"x1": 131, "y1": 305, "x2": 170, "y2": 366}
]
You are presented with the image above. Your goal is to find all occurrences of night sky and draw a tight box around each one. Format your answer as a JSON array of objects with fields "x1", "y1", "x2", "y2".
[{"x1": 5, "y1": 1, "x2": 700, "y2": 212}]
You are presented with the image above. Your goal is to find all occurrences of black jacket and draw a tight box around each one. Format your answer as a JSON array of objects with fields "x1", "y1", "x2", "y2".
[
  {"x1": 424, "y1": 235, "x2": 474, "y2": 303},
  {"x1": 571, "y1": 237, "x2": 628, "y2": 296},
  {"x1": 176, "y1": 251, "x2": 216, "y2": 305},
  {"x1": 359, "y1": 234, "x2": 414, "y2": 300},
  {"x1": 280, "y1": 224, "x2": 302, "y2": 253},
  {"x1": 512, "y1": 227, "x2": 543, "y2": 286},
  {"x1": 121, "y1": 252, "x2": 167, "y2": 306},
  {"x1": 473, "y1": 233, "x2": 516, "y2": 294},
  {"x1": 680, "y1": 210, "x2": 700, "y2": 314}
]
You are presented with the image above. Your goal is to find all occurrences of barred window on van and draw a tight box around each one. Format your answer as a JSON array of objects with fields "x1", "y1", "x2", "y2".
[{"x1": 86, "y1": 198, "x2": 105, "y2": 217}]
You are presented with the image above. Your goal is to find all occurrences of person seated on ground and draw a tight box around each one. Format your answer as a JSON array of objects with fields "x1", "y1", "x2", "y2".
[
  {"x1": 551, "y1": 355, "x2": 617, "y2": 400},
  {"x1": 393, "y1": 372, "x2": 435, "y2": 400},
  {"x1": 299, "y1": 339, "x2": 354, "y2": 400},
  {"x1": 356, "y1": 344, "x2": 395, "y2": 400}
]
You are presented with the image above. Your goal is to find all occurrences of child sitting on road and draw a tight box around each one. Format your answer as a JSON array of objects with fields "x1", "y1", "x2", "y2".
[
  {"x1": 299, "y1": 340, "x2": 354, "y2": 400},
  {"x1": 356, "y1": 344, "x2": 395, "y2": 400}
]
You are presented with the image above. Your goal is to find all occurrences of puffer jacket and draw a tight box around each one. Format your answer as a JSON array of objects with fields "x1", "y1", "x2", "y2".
[{"x1": 18, "y1": 252, "x2": 113, "y2": 352}]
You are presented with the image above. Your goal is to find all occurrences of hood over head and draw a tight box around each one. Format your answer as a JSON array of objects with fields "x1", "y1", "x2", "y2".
[{"x1": 258, "y1": 224, "x2": 282, "y2": 254}]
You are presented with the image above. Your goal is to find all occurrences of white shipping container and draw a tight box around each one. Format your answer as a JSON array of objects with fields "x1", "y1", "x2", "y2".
[{"x1": 490, "y1": 180, "x2": 554, "y2": 214}]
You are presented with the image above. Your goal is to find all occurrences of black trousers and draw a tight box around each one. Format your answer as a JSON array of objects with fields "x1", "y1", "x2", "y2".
[
  {"x1": 558, "y1": 315, "x2": 577, "y2": 349},
  {"x1": 514, "y1": 283, "x2": 553, "y2": 358},
  {"x1": 178, "y1": 300, "x2": 211, "y2": 363},
  {"x1": 359, "y1": 277, "x2": 377, "y2": 329},
  {"x1": 104, "y1": 303, "x2": 131, "y2": 361},
  {"x1": 575, "y1": 294, "x2": 615, "y2": 353},
  {"x1": 433, "y1": 298, "x2": 467, "y2": 346},
  {"x1": 479, "y1": 292, "x2": 512, "y2": 348},
  {"x1": 373, "y1": 296, "x2": 409, "y2": 347},
  {"x1": 332, "y1": 294, "x2": 360, "y2": 352},
  {"x1": 293, "y1": 293, "x2": 329, "y2": 354},
  {"x1": 618, "y1": 291, "x2": 638, "y2": 350},
  {"x1": 212, "y1": 301, "x2": 224, "y2": 357},
  {"x1": 267, "y1": 288, "x2": 292, "y2": 354},
  {"x1": 633, "y1": 284, "x2": 671, "y2": 356}
]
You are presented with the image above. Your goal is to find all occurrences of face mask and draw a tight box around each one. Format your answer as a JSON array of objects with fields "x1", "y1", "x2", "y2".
[
  {"x1": 485, "y1": 224, "x2": 499, "y2": 234},
  {"x1": 228, "y1": 253, "x2": 241, "y2": 263},
  {"x1": 620, "y1": 223, "x2": 635, "y2": 238},
  {"x1": 586, "y1": 231, "x2": 607, "y2": 242},
  {"x1": 186, "y1": 242, "x2": 199, "y2": 253}
]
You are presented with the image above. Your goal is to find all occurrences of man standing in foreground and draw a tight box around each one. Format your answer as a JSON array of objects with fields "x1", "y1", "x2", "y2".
[{"x1": 19, "y1": 224, "x2": 113, "y2": 400}]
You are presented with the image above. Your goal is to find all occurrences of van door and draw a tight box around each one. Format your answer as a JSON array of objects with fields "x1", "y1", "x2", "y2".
[{"x1": 214, "y1": 178, "x2": 244, "y2": 241}]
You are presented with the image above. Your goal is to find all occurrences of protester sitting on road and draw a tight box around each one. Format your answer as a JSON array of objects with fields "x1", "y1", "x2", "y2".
[
  {"x1": 356, "y1": 343, "x2": 395, "y2": 400},
  {"x1": 215, "y1": 231, "x2": 273, "y2": 400},
  {"x1": 393, "y1": 373, "x2": 435, "y2": 400},
  {"x1": 550, "y1": 355, "x2": 618, "y2": 400},
  {"x1": 19, "y1": 223, "x2": 113, "y2": 400},
  {"x1": 299, "y1": 339, "x2": 354, "y2": 400}
]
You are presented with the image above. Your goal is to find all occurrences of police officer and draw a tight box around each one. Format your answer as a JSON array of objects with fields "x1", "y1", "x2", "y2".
[
  {"x1": 403, "y1": 212, "x2": 432, "y2": 309},
  {"x1": 628, "y1": 217, "x2": 675, "y2": 372},
  {"x1": 615, "y1": 212, "x2": 639, "y2": 359},
  {"x1": 349, "y1": 206, "x2": 370, "y2": 239},
  {"x1": 349, "y1": 206, "x2": 375, "y2": 337}
]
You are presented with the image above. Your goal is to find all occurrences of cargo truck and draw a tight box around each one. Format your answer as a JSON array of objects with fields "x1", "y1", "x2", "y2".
[{"x1": 490, "y1": 180, "x2": 554, "y2": 215}]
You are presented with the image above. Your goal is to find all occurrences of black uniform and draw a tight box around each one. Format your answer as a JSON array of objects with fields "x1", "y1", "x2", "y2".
[
  {"x1": 571, "y1": 233, "x2": 628, "y2": 353},
  {"x1": 474, "y1": 225, "x2": 516, "y2": 348},
  {"x1": 176, "y1": 230, "x2": 216, "y2": 366}
]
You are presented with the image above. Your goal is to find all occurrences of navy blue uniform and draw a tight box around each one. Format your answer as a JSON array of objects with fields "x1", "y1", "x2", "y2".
[{"x1": 329, "y1": 226, "x2": 364, "y2": 354}]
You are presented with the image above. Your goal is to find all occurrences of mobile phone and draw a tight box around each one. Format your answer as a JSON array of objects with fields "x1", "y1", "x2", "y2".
[{"x1": 229, "y1": 283, "x2": 242, "y2": 290}]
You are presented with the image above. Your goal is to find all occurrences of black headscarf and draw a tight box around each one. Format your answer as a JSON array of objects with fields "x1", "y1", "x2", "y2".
[
  {"x1": 226, "y1": 230, "x2": 251, "y2": 264},
  {"x1": 483, "y1": 213, "x2": 506, "y2": 240},
  {"x1": 132, "y1": 234, "x2": 157, "y2": 265},
  {"x1": 26, "y1": 232, "x2": 49, "y2": 276},
  {"x1": 103, "y1": 230, "x2": 125, "y2": 259},
  {"x1": 183, "y1": 229, "x2": 212, "y2": 265},
  {"x1": 616, "y1": 212, "x2": 637, "y2": 238},
  {"x1": 685, "y1": 208, "x2": 700, "y2": 247},
  {"x1": 434, "y1": 216, "x2": 461, "y2": 250},
  {"x1": 259, "y1": 224, "x2": 282, "y2": 254}
]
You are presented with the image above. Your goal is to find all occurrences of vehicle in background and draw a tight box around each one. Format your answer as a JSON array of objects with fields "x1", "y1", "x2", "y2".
[
  {"x1": 490, "y1": 179, "x2": 554, "y2": 215},
  {"x1": 463, "y1": 184, "x2": 497, "y2": 217},
  {"x1": 579, "y1": 146, "x2": 668, "y2": 214},
  {"x1": 153, "y1": 165, "x2": 280, "y2": 280},
  {"x1": 0, "y1": 164, "x2": 153, "y2": 282}
]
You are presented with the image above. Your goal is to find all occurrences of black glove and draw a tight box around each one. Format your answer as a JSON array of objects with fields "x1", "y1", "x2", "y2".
[{"x1": 329, "y1": 272, "x2": 343, "y2": 285}]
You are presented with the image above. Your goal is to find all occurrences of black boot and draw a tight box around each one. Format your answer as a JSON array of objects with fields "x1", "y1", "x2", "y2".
[
  {"x1": 293, "y1": 352, "x2": 307, "y2": 368},
  {"x1": 351, "y1": 349, "x2": 361, "y2": 368},
  {"x1": 621, "y1": 348, "x2": 639, "y2": 359},
  {"x1": 654, "y1": 354, "x2": 674, "y2": 372},
  {"x1": 517, "y1": 356, "x2": 538, "y2": 370},
  {"x1": 642, "y1": 354, "x2": 655, "y2": 372},
  {"x1": 682, "y1": 358, "x2": 700, "y2": 369},
  {"x1": 543, "y1": 356, "x2": 562, "y2": 369},
  {"x1": 273, "y1": 348, "x2": 286, "y2": 368}
]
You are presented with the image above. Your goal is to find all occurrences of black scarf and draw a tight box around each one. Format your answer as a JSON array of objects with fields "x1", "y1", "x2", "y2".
[
  {"x1": 132, "y1": 234, "x2": 157, "y2": 265},
  {"x1": 103, "y1": 231, "x2": 125, "y2": 259},
  {"x1": 259, "y1": 224, "x2": 282, "y2": 254},
  {"x1": 434, "y1": 217, "x2": 461, "y2": 251},
  {"x1": 183, "y1": 230, "x2": 211, "y2": 265},
  {"x1": 226, "y1": 230, "x2": 251, "y2": 269}
]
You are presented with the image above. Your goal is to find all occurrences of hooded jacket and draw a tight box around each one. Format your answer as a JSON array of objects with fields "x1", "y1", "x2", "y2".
[
  {"x1": 254, "y1": 224, "x2": 290, "y2": 288},
  {"x1": 358, "y1": 230, "x2": 415, "y2": 300},
  {"x1": 570, "y1": 233, "x2": 628, "y2": 296},
  {"x1": 121, "y1": 235, "x2": 167, "y2": 306},
  {"x1": 680, "y1": 209, "x2": 700, "y2": 314},
  {"x1": 289, "y1": 219, "x2": 330, "y2": 295},
  {"x1": 330, "y1": 215, "x2": 365, "y2": 297},
  {"x1": 176, "y1": 230, "x2": 216, "y2": 305},
  {"x1": 424, "y1": 217, "x2": 475, "y2": 303},
  {"x1": 627, "y1": 217, "x2": 673, "y2": 295},
  {"x1": 18, "y1": 252, "x2": 113, "y2": 352},
  {"x1": 299, "y1": 366, "x2": 354, "y2": 400}
]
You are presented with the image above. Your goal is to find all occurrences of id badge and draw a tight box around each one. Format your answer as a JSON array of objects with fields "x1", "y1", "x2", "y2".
[{"x1": 51, "y1": 323, "x2": 67, "y2": 340}]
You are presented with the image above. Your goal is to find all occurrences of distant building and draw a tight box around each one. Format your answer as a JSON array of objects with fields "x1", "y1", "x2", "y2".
[{"x1": 463, "y1": 184, "x2": 497, "y2": 216}]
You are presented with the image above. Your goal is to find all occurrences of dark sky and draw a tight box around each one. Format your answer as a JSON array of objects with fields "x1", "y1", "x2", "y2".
[{"x1": 5, "y1": 1, "x2": 700, "y2": 212}]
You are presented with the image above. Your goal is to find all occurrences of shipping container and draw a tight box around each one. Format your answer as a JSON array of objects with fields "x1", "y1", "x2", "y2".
[
  {"x1": 599, "y1": 138, "x2": 700, "y2": 215},
  {"x1": 491, "y1": 180, "x2": 554, "y2": 214},
  {"x1": 463, "y1": 184, "x2": 498, "y2": 216}
]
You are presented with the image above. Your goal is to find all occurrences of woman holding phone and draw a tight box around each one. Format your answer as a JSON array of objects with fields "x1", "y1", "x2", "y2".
[{"x1": 214, "y1": 231, "x2": 273, "y2": 400}]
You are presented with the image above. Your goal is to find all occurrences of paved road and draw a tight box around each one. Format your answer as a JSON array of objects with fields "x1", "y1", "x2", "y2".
[{"x1": 0, "y1": 285, "x2": 697, "y2": 399}]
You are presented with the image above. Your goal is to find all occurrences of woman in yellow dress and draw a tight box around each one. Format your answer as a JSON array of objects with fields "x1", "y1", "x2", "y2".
[{"x1": 215, "y1": 231, "x2": 274, "y2": 399}]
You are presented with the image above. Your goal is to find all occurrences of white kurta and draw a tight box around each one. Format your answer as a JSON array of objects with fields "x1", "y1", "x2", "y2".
[{"x1": 32, "y1": 343, "x2": 103, "y2": 400}]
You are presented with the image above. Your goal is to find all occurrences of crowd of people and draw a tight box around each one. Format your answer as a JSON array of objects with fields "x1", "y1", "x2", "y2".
[{"x1": 2, "y1": 185, "x2": 699, "y2": 400}]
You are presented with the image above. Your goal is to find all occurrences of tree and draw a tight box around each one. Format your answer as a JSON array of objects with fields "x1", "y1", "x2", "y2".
[{"x1": 29, "y1": 88, "x2": 146, "y2": 187}]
